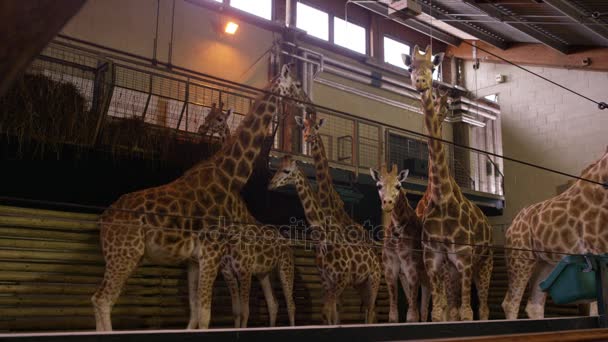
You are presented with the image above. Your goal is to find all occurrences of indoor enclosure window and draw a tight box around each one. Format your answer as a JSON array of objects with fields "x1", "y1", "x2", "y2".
[
  {"x1": 296, "y1": 2, "x2": 329, "y2": 41},
  {"x1": 334, "y1": 17, "x2": 366, "y2": 54}
]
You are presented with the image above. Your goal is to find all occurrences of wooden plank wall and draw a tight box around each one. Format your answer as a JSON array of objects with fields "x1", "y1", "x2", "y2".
[
  {"x1": 0, "y1": 206, "x2": 581, "y2": 332},
  {"x1": 0, "y1": 206, "x2": 389, "y2": 332}
]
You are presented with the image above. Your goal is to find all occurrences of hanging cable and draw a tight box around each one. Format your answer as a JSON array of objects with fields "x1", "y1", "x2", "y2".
[{"x1": 459, "y1": 40, "x2": 608, "y2": 110}]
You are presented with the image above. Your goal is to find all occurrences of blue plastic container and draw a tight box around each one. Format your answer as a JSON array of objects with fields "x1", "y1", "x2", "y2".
[{"x1": 539, "y1": 255, "x2": 599, "y2": 305}]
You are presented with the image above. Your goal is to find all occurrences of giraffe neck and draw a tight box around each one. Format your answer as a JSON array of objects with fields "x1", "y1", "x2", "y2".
[
  {"x1": 210, "y1": 91, "x2": 278, "y2": 192},
  {"x1": 310, "y1": 138, "x2": 347, "y2": 221},
  {"x1": 421, "y1": 89, "x2": 453, "y2": 204},
  {"x1": 293, "y1": 169, "x2": 326, "y2": 231}
]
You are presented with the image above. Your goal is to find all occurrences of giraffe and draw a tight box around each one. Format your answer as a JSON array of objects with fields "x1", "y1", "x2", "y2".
[
  {"x1": 370, "y1": 163, "x2": 430, "y2": 323},
  {"x1": 403, "y1": 45, "x2": 493, "y2": 322},
  {"x1": 414, "y1": 90, "x2": 462, "y2": 321},
  {"x1": 294, "y1": 115, "x2": 370, "y2": 243},
  {"x1": 198, "y1": 101, "x2": 233, "y2": 144},
  {"x1": 268, "y1": 155, "x2": 382, "y2": 324},
  {"x1": 502, "y1": 147, "x2": 608, "y2": 320},
  {"x1": 91, "y1": 64, "x2": 309, "y2": 331}
]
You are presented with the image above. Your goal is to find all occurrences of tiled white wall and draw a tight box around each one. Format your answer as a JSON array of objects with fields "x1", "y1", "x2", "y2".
[{"x1": 463, "y1": 61, "x2": 608, "y2": 242}]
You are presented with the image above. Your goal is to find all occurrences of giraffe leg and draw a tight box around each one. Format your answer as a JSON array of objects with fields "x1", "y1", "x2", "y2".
[
  {"x1": 321, "y1": 290, "x2": 337, "y2": 325},
  {"x1": 364, "y1": 274, "x2": 380, "y2": 324},
  {"x1": 258, "y1": 273, "x2": 278, "y2": 327},
  {"x1": 525, "y1": 262, "x2": 552, "y2": 319},
  {"x1": 474, "y1": 253, "x2": 493, "y2": 321},
  {"x1": 449, "y1": 251, "x2": 474, "y2": 321},
  {"x1": 445, "y1": 261, "x2": 461, "y2": 321},
  {"x1": 424, "y1": 249, "x2": 446, "y2": 322},
  {"x1": 384, "y1": 260, "x2": 400, "y2": 323},
  {"x1": 220, "y1": 260, "x2": 241, "y2": 328},
  {"x1": 238, "y1": 271, "x2": 253, "y2": 328},
  {"x1": 196, "y1": 246, "x2": 222, "y2": 329},
  {"x1": 420, "y1": 282, "x2": 431, "y2": 322},
  {"x1": 399, "y1": 268, "x2": 420, "y2": 322},
  {"x1": 91, "y1": 251, "x2": 142, "y2": 331},
  {"x1": 502, "y1": 251, "x2": 535, "y2": 320},
  {"x1": 278, "y1": 251, "x2": 296, "y2": 326},
  {"x1": 187, "y1": 261, "x2": 200, "y2": 329},
  {"x1": 332, "y1": 281, "x2": 348, "y2": 325}
]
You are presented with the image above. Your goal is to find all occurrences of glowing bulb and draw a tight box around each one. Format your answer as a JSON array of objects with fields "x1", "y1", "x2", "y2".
[{"x1": 224, "y1": 21, "x2": 239, "y2": 35}]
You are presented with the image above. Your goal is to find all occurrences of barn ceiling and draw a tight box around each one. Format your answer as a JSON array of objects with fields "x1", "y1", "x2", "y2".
[{"x1": 356, "y1": 0, "x2": 608, "y2": 54}]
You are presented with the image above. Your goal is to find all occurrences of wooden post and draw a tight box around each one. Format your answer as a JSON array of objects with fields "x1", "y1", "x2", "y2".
[{"x1": 595, "y1": 255, "x2": 608, "y2": 328}]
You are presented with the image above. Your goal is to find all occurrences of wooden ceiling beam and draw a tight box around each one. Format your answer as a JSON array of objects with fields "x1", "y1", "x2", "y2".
[
  {"x1": 448, "y1": 40, "x2": 608, "y2": 71},
  {"x1": 0, "y1": 0, "x2": 87, "y2": 97}
]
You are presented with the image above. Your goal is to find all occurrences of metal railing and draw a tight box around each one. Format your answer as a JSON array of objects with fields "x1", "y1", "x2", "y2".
[{"x1": 7, "y1": 42, "x2": 504, "y2": 197}]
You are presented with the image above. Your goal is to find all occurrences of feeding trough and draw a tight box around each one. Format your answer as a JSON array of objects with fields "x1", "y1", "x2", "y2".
[{"x1": 540, "y1": 254, "x2": 608, "y2": 305}]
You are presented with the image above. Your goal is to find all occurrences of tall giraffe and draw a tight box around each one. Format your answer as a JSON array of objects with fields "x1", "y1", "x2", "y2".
[
  {"x1": 370, "y1": 164, "x2": 429, "y2": 323},
  {"x1": 294, "y1": 115, "x2": 369, "y2": 243},
  {"x1": 92, "y1": 65, "x2": 309, "y2": 331},
  {"x1": 502, "y1": 147, "x2": 608, "y2": 319},
  {"x1": 269, "y1": 155, "x2": 382, "y2": 324},
  {"x1": 198, "y1": 101, "x2": 233, "y2": 144},
  {"x1": 415, "y1": 90, "x2": 462, "y2": 321},
  {"x1": 403, "y1": 45, "x2": 493, "y2": 321}
]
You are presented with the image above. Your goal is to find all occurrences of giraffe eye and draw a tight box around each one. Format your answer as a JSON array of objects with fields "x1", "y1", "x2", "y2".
[
  {"x1": 282, "y1": 170, "x2": 290, "y2": 174},
  {"x1": 407, "y1": 67, "x2": 413, "y2": 73},
  {"x1": 376, "y1": 184, "x2": 383, "y2": 190},
  {"x1": 395, "y1": 184, "x2": 401, "y2": 190}
]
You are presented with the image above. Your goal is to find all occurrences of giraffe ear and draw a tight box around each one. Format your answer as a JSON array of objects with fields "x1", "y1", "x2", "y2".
[
  {"x1": 397, "y1": 169, "x2": 409, "y2": 183},
  {"x1": 280, "y1": 64, "x2": 291, "y2": 79},
  {"x1": 402, "y1": 53, "x2": 413, "y2": 67},
  {"x1": 317, "y1": 118, "x2": 325, "y2": 128},
  {"x1": 432, "y1": 52, "x2": 445, "y2": 67},
  {"x1": 225, "y1": 108, "x2": 233, "y2": 118},
  {"x1": 370, "y1": 168, "x2": 380, "y2": 182},
  {"x1": 294, "y1": 116, "x2": 304, "y2": 127}
]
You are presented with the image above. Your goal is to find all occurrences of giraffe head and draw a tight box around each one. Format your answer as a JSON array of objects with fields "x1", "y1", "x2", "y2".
[
  {"x1": 294, "y1": 114, "x2": 324, "y2": 144},
  {"x1": 370, "y1": 164, "x2": 409, "y2": 212},
  {"x1": 402, "y1": 45, "x2": 444, "y2": 92},
  {"x1": 270, "y1": 64, "x2": 309, "y2": 106},
  {"x1": 198, "y1": 102, "x2": 233, "y2": 136},
  {"x1": 268, "y1": 155, "x2": 299, "y2": 190}
]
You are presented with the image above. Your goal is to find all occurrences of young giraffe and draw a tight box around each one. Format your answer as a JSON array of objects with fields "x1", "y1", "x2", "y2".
[
  {"x1": 295, "y1": 115, "x2": 370, "y2": 243},
  {"x1": 198, "y1": 101, "x2": 233, "y2": 144},
  {"x1": 92, "y1": 65, "x2": 309, "y2": 331},
  {"x1": 370, "y1": 164, "x2": 430, "y2": 323},
  {"x1": 268, "y1": 155, "x2": 382, "y2": 324},
  {"x1": 415, "y1": 90, "x2": 462, "y2": 321},
  {"x1": 502, "y1": 147, "x2": 608, "y2": 320},
  {"x1": 403, "y1": 45, "x2": 493, "y2": 322}
]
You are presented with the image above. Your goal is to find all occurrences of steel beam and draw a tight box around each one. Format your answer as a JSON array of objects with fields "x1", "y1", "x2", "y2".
[
  {"x1": 416, "y1": 1, "x2": 509, "y2": 50},
  {"x1": 461, "y1": 0, "x2": 571, "y2": 54},
  {"x1": 354, "y1": 2, "x2": 462, "y2": 47},
  {"x1": 543, "y1": 0, "x2": 608, "y2": 45}
]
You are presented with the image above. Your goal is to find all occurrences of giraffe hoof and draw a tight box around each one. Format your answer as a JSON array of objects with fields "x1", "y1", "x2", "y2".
[{"x1": 459, "y1": 307, "x2": 473, "y2": 321}]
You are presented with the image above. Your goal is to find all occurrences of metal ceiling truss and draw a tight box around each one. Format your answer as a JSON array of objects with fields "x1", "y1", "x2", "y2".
[
  {"x1": 461, "y1": 0, "x2": 572, "y2": 54},
  {"x1": 543, "y1": 0, "x2": 608, "y2": 45},
  {"x1": 353, "y1": 1, "x2": 462, "y2": 47},
  {"x1": 416, "y1": 0, "x2": 509, "y2": 50}
]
